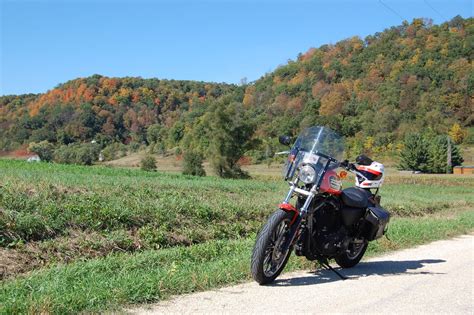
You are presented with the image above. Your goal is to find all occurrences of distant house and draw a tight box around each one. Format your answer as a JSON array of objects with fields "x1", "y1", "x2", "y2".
[
  {"x1": 27, "y1": 155, "x2": 41, "y2": 162},
  {"x1": 453, "y1": 166, "x2": 474, "y2": 175}
]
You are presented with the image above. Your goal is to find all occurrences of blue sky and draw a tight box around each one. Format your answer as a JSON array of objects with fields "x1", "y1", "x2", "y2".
[{"x1": 0, "y1": 0, "x2": 472, "y2": 95}]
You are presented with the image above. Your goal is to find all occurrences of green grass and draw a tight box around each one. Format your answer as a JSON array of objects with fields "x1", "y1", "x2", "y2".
[
  {"x1": 0, "y1": 159, "x2": 473, "y2": 313},
  {"x1": 380, "y1": 183, "x2": 473, "y2": 216},
  {"x1": 0, "y1": 159, "x2": 283, "y2": 247},
  {"x1": 1, "y1": 210, "x2": 472, "y2": 314}
]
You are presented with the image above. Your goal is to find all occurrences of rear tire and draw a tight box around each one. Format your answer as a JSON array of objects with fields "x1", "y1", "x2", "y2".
[
  {"x1": 335, "y1": 240, "x2": 368, "y2": 268},
  {"x1": 251, "y1": 210, "x2": 294, "y2": 285}
]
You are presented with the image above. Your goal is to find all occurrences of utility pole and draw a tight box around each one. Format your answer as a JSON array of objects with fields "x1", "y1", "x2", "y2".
[{"x1": 447, "y1": 136, "x2": 452, "y2": 174}]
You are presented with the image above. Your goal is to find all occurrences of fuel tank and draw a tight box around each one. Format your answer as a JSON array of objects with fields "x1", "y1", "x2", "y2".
[{"x1": 319, "y1": 170, "x2": 342, "y2": 195}]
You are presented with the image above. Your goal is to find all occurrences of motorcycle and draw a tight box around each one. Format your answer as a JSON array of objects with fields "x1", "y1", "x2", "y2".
[{"x1": 251, "y1": 126, "x2": 390, "y2": 284}]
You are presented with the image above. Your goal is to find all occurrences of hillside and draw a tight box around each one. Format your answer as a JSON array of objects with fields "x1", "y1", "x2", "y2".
[
  {"x1": 0, "y1": 16, "x2": 472, "y2": 159},
  {"x1": 0, "y1": 78, "x2": 237, "y2": 150},
  {"x1": 241, "y1": 16, "x2": 472, "y2": 156}
]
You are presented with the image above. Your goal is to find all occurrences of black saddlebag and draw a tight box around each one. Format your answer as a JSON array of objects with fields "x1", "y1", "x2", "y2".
[
  {"x1": 341, "y1": 206, "x2": 366, "y2": 226},
  {"x1": 363, "y1": 205, "x2": 390, "y2": 241}
]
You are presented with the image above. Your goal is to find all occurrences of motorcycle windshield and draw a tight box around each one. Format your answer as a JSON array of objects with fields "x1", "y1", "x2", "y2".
[
  {"x1": 283, "y1": 126, "x2": 344, "y2": 180},
  {"x1": 293, "y1": 126, "x2": 344, "y2": 161}
]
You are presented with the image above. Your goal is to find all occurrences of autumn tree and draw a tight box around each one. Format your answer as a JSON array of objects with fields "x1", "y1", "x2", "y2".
[{"x1": 448, "y1": 123, "x2": 467, "y2": 144}]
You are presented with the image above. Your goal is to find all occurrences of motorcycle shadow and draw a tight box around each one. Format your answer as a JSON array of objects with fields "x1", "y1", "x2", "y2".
[{"x1": 269, "y1": 259, "x2": 446, "y2": 287}]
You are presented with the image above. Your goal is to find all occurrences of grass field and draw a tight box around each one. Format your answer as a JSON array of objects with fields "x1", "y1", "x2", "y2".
[{"x1": 1, "y1": 159, "x2": 473, "y2": 313}]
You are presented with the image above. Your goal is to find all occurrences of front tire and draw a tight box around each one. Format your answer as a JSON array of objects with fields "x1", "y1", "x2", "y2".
[
  {"x1": 251, "y1": 210, "x2": 294, "y2": 285},
  {"x1": 335, "y1": 240, "x2": 368, "y2": 268}
]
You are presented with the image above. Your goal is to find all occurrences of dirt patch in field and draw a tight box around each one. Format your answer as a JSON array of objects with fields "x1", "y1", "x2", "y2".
[
  {"x1": 0, "y1": 230, "x2": 142, "y2": 280},
  {"x1": 0, "y1": 248, "x2": 38, "y2": 280}
]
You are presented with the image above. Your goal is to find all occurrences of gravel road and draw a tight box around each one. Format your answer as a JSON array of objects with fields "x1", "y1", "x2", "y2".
[{"x1": 131, "y1": 235, "x2": 473, "y2": 314}]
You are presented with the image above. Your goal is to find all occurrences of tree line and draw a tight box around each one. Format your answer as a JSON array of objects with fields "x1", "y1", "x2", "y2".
[{"x1": 1, "y1": 16, "x2": 472, "y2": 175}]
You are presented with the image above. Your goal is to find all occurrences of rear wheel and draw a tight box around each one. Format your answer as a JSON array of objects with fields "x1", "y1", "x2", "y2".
[
  {"x1": 251, "y1": 210, "x2": 294, "y2": 285},
  {"x1": 335, "y1": 240, "x2": 368, "y2": 268}
]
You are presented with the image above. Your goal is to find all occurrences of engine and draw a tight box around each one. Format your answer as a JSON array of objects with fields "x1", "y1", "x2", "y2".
[{"x1": 295, "y1": 197, "x2": 350, "y2": 259}]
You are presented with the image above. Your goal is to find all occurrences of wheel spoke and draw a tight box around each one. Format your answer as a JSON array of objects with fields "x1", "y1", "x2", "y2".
[{"x1": 263, "y1": 218, "x2": 291, "y2": 277}]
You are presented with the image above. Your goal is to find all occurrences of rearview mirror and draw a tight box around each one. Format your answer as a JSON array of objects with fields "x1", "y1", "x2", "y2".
[{"x1": 278, "y1": 135, "x2": 292, "y2": 146}]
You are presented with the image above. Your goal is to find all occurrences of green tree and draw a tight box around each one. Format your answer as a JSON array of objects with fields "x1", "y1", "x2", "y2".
[
  {"x1": 28, "y1": 141, "x2": 54, "y2": 162},
  {"x1": 140, "y1": 155, "x2": 157, "y2": 172},
  {"x1": 146, "y1": 124, "x2": 164, "y2": 144},
  {"x1": 205, "y1": 101, "x2": 254, "y2": 178},
  {"x1": 398, "y1": 134, "x2": 429, "y2": 172},
  {"x1": 427, "y1": 136, "x2": 463, "y2": 173},
  {"x1": 182, "y1": 150, "x2": 206, "y2": 176}
]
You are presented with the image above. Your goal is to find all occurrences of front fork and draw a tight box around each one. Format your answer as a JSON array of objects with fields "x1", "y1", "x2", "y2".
[{"x1": 279, "y1": 183, "x2": 317, "y2": 251}]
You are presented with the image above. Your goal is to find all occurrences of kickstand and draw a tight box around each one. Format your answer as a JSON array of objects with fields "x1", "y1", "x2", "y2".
[{"x1": 320, "y1": 260, "x2": 347, "y2": 281}]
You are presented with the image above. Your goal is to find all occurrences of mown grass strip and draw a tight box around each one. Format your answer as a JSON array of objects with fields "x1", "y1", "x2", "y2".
[{"x1": 1, "y1": 210, "x2": 473, "y2": 314}]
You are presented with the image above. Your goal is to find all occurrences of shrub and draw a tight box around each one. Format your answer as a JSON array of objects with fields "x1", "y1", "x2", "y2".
[
  {"x1": 130, "y1": 142, "x2": 141, "y2": 153},
  {"x1": 140, "y1": 155, "x2": 157, "y2": 171},
  {"x1": 102, "y1": 142, "x2": 127, "y2": 161},
  {"x1": 182, "y1": 151, "x2": 206, "y2": 176},
  {"x1": 28, "y1": 141, "x2": 55, "y2": 162},
  {"x1": 54, "y1": 143, "x2": 100, "y2": 165}
]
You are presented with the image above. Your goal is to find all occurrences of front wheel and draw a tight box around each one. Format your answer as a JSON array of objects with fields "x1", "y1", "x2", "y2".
[
  {"x1": 335, "y1": 240, "x2": 368, "y2": 268},
  {"x1": 251, "y1": 210, "x2": 294, "y2": 285}
]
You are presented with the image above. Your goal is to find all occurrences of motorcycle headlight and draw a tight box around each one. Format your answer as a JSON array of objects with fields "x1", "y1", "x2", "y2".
[{"x1": 298, "y1": 164, "x2": 316, "y2": 184}]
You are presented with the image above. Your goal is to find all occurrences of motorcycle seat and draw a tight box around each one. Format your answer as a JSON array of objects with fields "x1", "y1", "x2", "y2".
[{"x1": 341, "y1": 187, "x2": 370, "y2": 208}]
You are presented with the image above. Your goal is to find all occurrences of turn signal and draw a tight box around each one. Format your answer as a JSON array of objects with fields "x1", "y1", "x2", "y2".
[{"x1": 339, "y1": 171, "x2": 348, "y2": 179}]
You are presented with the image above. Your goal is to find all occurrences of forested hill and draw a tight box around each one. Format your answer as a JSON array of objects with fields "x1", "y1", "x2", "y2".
[
  {"x1": 0, "y1": 78, "x2": 237, "y2": 148},
  {"x1": 1, "y1": 16, "x2": 472, "y2": 158}
]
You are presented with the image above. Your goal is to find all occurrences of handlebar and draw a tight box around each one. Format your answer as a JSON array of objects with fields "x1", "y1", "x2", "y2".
[
  {"x1": 339, "y1": 160, "x2": 355, "y2": 169},
  {"x1": 340, "y1": 160, "x2": 368, "y2": 180}
]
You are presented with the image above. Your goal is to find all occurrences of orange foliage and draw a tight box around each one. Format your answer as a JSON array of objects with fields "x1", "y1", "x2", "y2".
[
  {"x1": 273, "y1": 94, "x2": 290, "y2": 112},
  {"x1": 132, "y1": 91, "x2": 141, "y2": 103},
  {"x1": 300, "y1": 48, "x2": 317, "y2": 61},
  {"x1": 319, "y1": 83, "x2": 349, "y2": 116},
  {"x1": 101, "y1": 78, "x2": 118, "y2": 93},
  {"x1": 288, "y1": 97, "x2": 304, "y2": 112},
  {"x1": 312, "y1": 81, "x2": 328, "y2": 98},
  {"x1": 108, "y1": 96, "x2": 118, "y2": 106},
  {"x1": 289, "y1": 71, "x2": 306, "y2": 85},
  {"x1": 243, "y1": 86, "x2": 256, "y2": 108}
]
